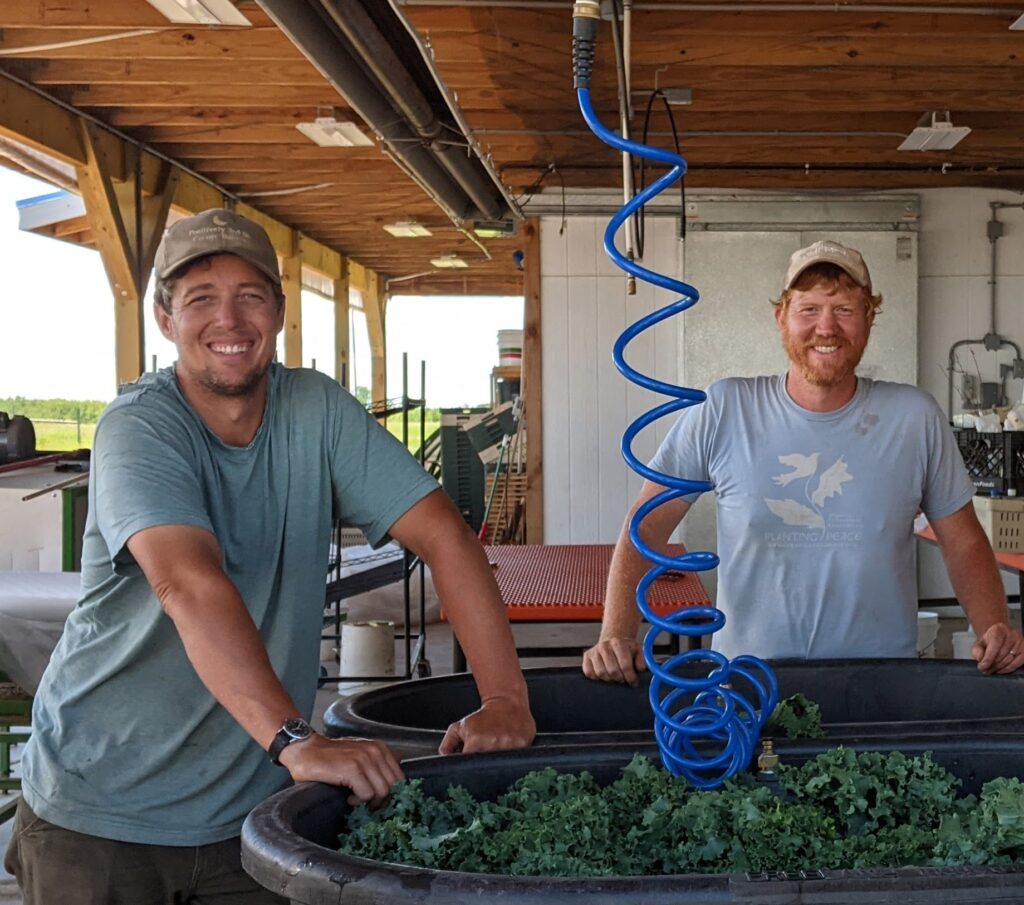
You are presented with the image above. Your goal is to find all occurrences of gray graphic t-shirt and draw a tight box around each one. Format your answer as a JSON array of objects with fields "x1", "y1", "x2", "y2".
[{"x1": 649, "y1": 375, "x2": 973, "y2": 660}]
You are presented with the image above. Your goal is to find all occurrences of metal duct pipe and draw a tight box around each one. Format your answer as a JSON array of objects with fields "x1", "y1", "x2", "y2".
[
  {"x1": 257, "y1": 0, "x2": 479, "y2": 223},
  {"x1": 319, "y1": 0, "x2": 506, "y2": 222}
]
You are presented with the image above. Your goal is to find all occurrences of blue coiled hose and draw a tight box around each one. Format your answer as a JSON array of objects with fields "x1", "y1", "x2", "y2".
[{"x1": 572, "y1": 3, "x2": 777, "y2": 789}]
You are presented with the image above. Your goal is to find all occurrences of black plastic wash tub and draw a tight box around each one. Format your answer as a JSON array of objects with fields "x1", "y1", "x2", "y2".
[
  {"x1": 242, "y1": 738, "x2": 1024, "y2": 905},
  {"x1": 324, "y1": 660, "x2": 1024, "y2": 758}
]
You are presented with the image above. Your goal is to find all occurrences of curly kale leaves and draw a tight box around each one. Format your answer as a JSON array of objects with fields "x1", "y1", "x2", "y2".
[
  {"x1": 338, "y1": 750, "x2": 1024, "y2": 877},
  {"x1": 766, "y1": 693, "x2": 825, "y2": 739}
]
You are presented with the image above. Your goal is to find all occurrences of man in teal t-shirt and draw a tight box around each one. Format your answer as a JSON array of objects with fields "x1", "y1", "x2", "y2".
[
  {"x1": 6, "y1": 209, "x2": 535, "y2": 905},
  {"x1": 584, "y1": 239, "x2": 1024, "y2": 685}
]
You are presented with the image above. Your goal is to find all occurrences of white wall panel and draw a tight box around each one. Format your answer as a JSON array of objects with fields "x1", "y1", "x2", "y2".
[
  {"x1": 541, "y1": 275, "x2": 570, "y2": 541},
  {"x1": 542, "y1": 216, "x2": 681, "y2": 542},
  {"x1": 917, "y1": 188, "x2": 1024, "y2": 599},
  {"x1": 566, "y1": 275, "x2": 601, "y2": 541},
  {"x1": 595, "y1": 276, "x2": 630, "y2": 539}
]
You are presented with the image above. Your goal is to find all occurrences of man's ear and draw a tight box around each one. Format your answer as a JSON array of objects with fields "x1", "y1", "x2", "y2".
[
  {"x1": 773, "y1": 303, "x2": 785, "y2": 330},
  {"x1": 154, "y1": 302, "x2": 175, "y2": 342}
]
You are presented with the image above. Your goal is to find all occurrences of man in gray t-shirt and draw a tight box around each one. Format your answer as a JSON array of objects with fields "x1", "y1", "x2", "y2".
[
  {"x1": 7, "y1": 209, "x2": 535, "y2": 905},
  {"x1": 584, "y1": 239, "x2": 1023, "y2": 684}
]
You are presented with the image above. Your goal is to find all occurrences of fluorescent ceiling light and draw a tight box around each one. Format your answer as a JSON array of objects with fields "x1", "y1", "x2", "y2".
[
  {"x1": 473, "y1": 219, "x2": 516, "y2": 239},
  {"x1": 383, "y1": 221, "x2": 432, "y2": 238},
  {"x1": 1011, "y1": 13, "x2": 1024, "y2": 29},
  {"x1": 296, "y1": 116, "x2": 374, "y2": 148},
  {"x1": 430, "y1": 254, "x2": 469, "y2": 269},
  {"x1": 144, "y1": 0, "x2": 251, "y2": 26},
  {"x1": 897, "y1": 111, "x2": 971, "y2": 151}
]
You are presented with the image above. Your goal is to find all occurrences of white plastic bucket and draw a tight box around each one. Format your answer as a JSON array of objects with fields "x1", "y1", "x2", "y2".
[
  {"x1": 497, "y1": 329, "x2": 523, "y2": 367},
  {"x1": 952, "y1": 629, "x2": 977, "y2": 660},
  {"x1": 916, "y1": 611, "x2": 939, "y2": 658},
  {"x1": 339, "y1": 621, "x2": 395, "y2": 677}
]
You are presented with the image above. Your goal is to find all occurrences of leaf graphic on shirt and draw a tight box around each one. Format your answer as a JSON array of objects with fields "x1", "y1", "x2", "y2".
[
  {"x1": 811, "y1": 457, "x2": 852, "y2": 507},
  {"x1": 764, "y1": 498, "x2": 826, "y2": 529}
]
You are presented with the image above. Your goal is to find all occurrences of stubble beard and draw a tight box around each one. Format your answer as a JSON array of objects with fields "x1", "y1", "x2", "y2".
[
  {"x1": 193, "y1": 362, "x2": 268, "y2": 398},
  {"x1": 782, "y1": 327, "x2": 867, "y2": 388}
]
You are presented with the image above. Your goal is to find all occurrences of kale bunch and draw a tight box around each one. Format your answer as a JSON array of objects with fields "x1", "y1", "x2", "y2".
[
  {"x1": 338, "y1": 750, "x2": 1024, "y2": 877},
  {"x1": 765, "y1": 693, "x2": 825, "y2": 739}
]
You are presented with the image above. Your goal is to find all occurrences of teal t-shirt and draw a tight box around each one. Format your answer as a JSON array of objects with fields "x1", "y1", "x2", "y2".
[{"x1": 22, "y1": 364, "x2": 438, "y2": 845}]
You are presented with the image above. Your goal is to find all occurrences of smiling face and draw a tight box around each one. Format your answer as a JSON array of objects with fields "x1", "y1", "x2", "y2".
[
  {"x1": 775, "y1": 277, "x2": 874, "y2": 391},
  {"x1": 156, "y1": 253, "x2": 284, "y2": 401}
]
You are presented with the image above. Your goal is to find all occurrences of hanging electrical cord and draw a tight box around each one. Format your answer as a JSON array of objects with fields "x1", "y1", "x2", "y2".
[
  {"x1": 572, "y1": 0, "x2": 777, "y2": 790},
  {"x1": 516, "y1": 163, "x2": 567, "y2": 235},
  {"x1": 634, "y1": 88, "x2": 687, "y2": 259}
]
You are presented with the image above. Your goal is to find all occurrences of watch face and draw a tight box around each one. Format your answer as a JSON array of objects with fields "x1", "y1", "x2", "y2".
[{"x1": 283, "y1": 718, "x2": 312, "y2": 741}]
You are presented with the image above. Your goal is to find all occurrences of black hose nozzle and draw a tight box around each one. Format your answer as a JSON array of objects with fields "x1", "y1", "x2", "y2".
[{"x1": 572, "y1": 1, "x2": 600, "y2": 89}]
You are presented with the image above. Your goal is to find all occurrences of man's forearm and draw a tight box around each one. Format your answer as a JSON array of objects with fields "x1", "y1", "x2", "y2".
[
  {"x1": 944, "y1": 533, "x2": 1010, "y2": 635},
  {"x1": 601, "y1": 538, "x2": 650, "y2": 640},
  {"x1": 601, "y1": 487, "x2": 689, "y2": 641},
  {"x1": 160, "y1": 574, "x2": 301, "y2": 751},
  {"x1": 426, "y1": 525, "x2": 527, "y2": 704}
]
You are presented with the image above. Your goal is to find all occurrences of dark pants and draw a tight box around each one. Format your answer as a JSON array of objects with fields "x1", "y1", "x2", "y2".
[{"x1": 5, "y1": 799, "x2": 286, "y2": 905}]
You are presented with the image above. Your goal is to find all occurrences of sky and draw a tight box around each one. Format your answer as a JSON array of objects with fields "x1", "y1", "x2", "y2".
[{"x1": 0, "y1": 168, "x2": 523, "y2": 408}]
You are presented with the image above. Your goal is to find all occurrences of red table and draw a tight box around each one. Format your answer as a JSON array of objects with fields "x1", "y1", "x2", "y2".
[{"x1": 448, "y1": 543, "x2": 711, "y2": 671}]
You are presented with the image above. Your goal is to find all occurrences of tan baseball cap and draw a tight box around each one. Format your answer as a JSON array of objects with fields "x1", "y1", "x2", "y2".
[
  {"x1": 154, "y1": 208, "x2": 281, "y2": 286},
  {"x1": 783, "y1": 239, "x2": 872, "y2": 293}
]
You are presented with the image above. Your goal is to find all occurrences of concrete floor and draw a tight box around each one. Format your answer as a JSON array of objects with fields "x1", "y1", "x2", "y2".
[{"x1": 0, "y1": 611, "x2": 992, "y2": 903}]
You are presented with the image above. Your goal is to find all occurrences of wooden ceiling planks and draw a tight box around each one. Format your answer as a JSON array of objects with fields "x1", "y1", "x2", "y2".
[
  {"x1": 0, "y1": 1, "x2": 524, "y2": 293},
  {"x1": 2, "y1": 0, "x2": 1024, "y2": 294},
  {"x1": 406, "y1": 2, "x2": 1024, "y2": 194}
]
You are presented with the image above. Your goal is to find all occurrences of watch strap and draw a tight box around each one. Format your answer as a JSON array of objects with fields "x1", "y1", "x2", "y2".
[{"x1": 268, "y1": 718, "x2": 312, "y2": 765}]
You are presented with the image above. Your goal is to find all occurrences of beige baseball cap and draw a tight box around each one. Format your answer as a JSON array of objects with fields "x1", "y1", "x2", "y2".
[
  {"x1": 154, "y1": 208, "x2": 281, "y2": 285},
  {"x1": 783, "y1": 239, "x2": 872, "y2": 293}
]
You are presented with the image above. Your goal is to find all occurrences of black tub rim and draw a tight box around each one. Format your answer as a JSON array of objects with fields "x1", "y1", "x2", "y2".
[
  {"x1": 242, "y1": 739, "x2": 1024, "y2": 905},
  {"x1": 323, "y1": 659, "x2": 1024, "y2": 754}
]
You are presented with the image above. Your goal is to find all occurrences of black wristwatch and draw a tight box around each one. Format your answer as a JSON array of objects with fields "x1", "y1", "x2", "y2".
[{"x1": 268, "y1": 717, "x2": 314, "y2": 765}]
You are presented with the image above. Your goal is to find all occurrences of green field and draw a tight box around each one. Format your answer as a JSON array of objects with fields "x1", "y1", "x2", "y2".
[
  {"x1": 385, "y1": 414, "x2": 440, "y2": 454},
  {"x1": 33, "y1": 421, "x2": 96, "y2": 451},
  {"x1": 8, "y1": 400, "x2": 438, "y2": 455},
  {"x1": 34, "y1": 419, "x2": 436, "y2": 454}
]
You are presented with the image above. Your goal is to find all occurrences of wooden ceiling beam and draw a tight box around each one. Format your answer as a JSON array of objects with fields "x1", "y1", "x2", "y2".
[
  {"x1": 105, "y1": 109, "x2": 352, "y2": 130},
  {"x1": 424, "y1": 64, "x2": 1024, "y2": 95},
  {"x1": 0, "y1": 2, "x2": 281, "y2": 28},
  {"x1": 130, "y1": 125, "x2": 334, "y2": 144},
  {"x1": 70, "y1": 84, "x2": 345, "y2": 108},
  {"x1": 0, "y1": 70, "x2": 374, "y2": 293},
  {"x1": 434, "y1": 87, "x2": 1024, "y2": 115},
  {"x1": 0, "y1": 26, "x2": 299, "y2": 60},
  {"x1": 464, "y1": 110, "x2": 1024, "y2": 133},
  {"x1": 411, "y1": 7, "x2": 1024, "y2": 42},
  {"x1": 8, "y1": 57, "x2": 324, "y2": 85},
  {"x1": 505, "y1": 164, "x2": 1024, "y2": 190}
]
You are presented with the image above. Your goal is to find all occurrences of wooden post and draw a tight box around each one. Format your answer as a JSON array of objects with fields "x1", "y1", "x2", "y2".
[
  {"x1": 522, "y1": 217, "x2": 543, "y2": 543},
  {"x1": 281, "y1": 237, "x2": 302, "y2": 367},
  {"x1": 75, "y1": 120, "x2": 178, "y2": 388},
  {"x1": 334, "y1": 257, "x2": 351, "y2": 388},
  {"x1": 365, "y1": 270, "x2": 387, "y2": 404}
]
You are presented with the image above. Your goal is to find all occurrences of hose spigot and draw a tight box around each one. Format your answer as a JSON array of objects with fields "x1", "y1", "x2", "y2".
[
  {"x1": 757, "y1": 738, "x2": 780, "y2": 774},
  {"x1": 572, "y1": 1, "x2": 600, "y2": 89}
]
